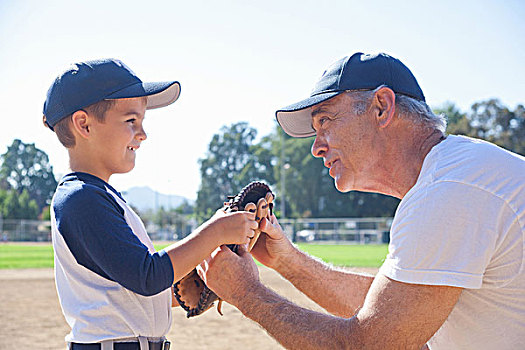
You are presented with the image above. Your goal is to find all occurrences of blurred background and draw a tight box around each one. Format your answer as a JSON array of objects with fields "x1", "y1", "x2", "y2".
[{"x1": 0, "y1": 0, "x2": 523, "y2": 242}]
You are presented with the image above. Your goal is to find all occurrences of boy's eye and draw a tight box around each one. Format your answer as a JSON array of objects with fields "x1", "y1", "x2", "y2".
[{"x1": 126, "y1": 118, "x2": 136, "y2": 123}]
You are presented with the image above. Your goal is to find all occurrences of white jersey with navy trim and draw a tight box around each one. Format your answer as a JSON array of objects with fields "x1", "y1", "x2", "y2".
[{"x1": 51, "y1": 172, "x2": 174, "y2": 343}]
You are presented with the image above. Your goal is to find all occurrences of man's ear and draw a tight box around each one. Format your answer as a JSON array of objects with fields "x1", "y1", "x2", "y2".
[
  {"x1": 373, "y1": 87, "x2": 396, "y2": 128},
  {"x1": 71, "y1": 110, "x2": 91, "y2": 138}
]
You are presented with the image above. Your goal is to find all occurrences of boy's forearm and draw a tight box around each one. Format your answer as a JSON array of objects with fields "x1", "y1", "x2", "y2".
[
  {"x1": 234, "y1": 282, "x2": 355, "y2": 350},
  {"x1": 274, "y1": 246, "x2": 374, "y2": 317},
  {"x1": 165, "y1": 225, "x2": 219, "y2": 283}
]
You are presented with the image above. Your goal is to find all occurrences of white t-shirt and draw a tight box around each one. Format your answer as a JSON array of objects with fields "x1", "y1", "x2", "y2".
[{"x1": 379, "y1": 135, "x2": 525, "y2": 349}]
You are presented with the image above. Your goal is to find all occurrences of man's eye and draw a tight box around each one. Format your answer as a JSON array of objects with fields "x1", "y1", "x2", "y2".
[{"x1": 319, "y1": 117, "x2": 328, "y2": 125}]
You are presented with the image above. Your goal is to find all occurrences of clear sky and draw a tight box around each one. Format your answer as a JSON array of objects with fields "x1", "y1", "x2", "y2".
[{"x1": 1, "y1": 0, "x2": 523, "y2": 200}]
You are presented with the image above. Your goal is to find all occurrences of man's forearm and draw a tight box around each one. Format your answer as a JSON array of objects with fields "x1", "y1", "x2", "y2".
[
  {"x1": 236, "y1": 282, "x2": 358, "y2": 350},
  {"x1": 274, "y1": 245, "x2": 374, "y2": 317}
]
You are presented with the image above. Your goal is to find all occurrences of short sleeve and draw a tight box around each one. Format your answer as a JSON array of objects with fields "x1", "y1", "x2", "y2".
[{"x1": 379, "y1": 181, "x2": 509, "y2": 289}]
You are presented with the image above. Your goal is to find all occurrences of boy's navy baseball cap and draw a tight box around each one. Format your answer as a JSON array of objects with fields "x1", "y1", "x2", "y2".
[
  {"x1": 43, "y1": 58, "x2": 181, "y2": 130},
  {"x1": 276, "y1": 52, "x2": 425, "y2": 137}
]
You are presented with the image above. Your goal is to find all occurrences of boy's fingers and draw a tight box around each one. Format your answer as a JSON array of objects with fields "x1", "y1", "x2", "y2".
[
  {"x1": 248, "y1": 198, "x2": 267, "y2": 251},
  {"x1": 255, "y1": 198, "x2": 268, "y2": 222},
  {"x1": 249, "y1": 220, "x2": 259, "y2": 230},
  {"x1": 244, "y1": 202, "x2": 256, "y2": 213},
  {"x1": 243, "y1": 203, "x2": 257, "y2": 220}
]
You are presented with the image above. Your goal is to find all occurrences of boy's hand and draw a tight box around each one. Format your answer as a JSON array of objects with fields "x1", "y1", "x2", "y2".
[{"x1": 206, "y1": 208, "x2": 259, "y2": 246}]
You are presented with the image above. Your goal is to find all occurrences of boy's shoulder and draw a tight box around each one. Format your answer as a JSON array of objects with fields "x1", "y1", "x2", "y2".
[{"x1": 53, "y1": 172, "x2": 125, "y2": 216}]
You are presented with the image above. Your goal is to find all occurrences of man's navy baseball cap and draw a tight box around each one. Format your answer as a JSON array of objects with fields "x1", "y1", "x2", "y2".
[
  {"x1": 43, "y1": 58, "x2": 181, "y2": 130},
  {"x1": 276, "y1": 52, "x2": 425, "y2": 137}
]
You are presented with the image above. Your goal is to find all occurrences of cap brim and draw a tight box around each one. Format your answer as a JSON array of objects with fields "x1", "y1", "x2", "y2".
[
  {"x1": 105, "y1": 81, "x2": 181, "y2": 109},
  {"x1": 275, "y1": 91, "x2": 342, "y2": 138}
]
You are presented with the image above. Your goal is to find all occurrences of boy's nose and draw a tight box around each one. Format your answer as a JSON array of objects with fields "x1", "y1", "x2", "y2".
[{"x1": 137, "y1": 127, "x2": 147, "y2": 141}]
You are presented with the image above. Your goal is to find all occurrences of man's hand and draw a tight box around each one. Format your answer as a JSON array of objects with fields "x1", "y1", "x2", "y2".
[
  {"x1": 197, "y1": 244, "x2": 260, "y2": 306},
  {"x1": 250, "y1": 214, "x2": 295, "y2": 270}
]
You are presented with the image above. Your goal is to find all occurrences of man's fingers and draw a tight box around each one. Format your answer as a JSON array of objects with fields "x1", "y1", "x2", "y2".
[
  {"x1": 236, "y1": 243, "x2": 248, "y2": 254},
  {"x1": 265, "y1": 192, "x2": 274, "y2": 217},
  {"x1": 259, "y1": 217, "x2": 276, "y2": 235},
  {"x1": 197, "y1": 245, "x2": 234, "y2": 280},
  {"x1": 196, "y1": 262, "x2": 205, "y2": 280}
]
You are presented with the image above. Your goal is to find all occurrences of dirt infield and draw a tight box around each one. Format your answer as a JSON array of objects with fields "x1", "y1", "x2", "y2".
[{"x1": 0, "y1": 266, "x2": 377, "y2": 349}]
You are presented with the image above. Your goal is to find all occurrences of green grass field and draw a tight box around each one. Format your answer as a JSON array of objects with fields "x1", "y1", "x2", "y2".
[
  {"x1": 296, "y1": 243, "x2": 388, "y2": 267},
  {"x1": 0, "y1": 243, "x2": 388, "y2": 269}
]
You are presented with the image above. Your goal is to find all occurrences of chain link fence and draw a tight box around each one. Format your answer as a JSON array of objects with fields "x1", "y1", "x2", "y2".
[
  {"x1": 0, "y1": 218, "x2": 199, "y2": 243},
  {"x1": 0, "y1": 219, "x2": 52, "y2": 242},
  {"x1": 280, "y1": 217, "x2": 392, "y2": 244},
  {"x1": 1, "y1": 217, "x2": 392, "y2": 244}
]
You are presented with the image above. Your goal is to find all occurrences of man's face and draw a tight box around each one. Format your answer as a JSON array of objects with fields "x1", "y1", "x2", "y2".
[
  {"x1": 89, "y1": 97, "x2": 147, "y2": 179},
  {"x1": 310, "y1": 93, "x2": 379, "y2": 192}
]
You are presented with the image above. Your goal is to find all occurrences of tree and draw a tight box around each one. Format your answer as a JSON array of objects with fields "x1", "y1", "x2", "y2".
[
  {"x1": 0, "y1": 188, "x2": 39, "y2": 219},
  {"x1": 0, "y1": 139, "x2": 58, "y2": 211},
  {"x1": 469, "y1": 99, "x2": 524, "y2": 155},
  {"x1": 433, "y1": 102, "x2": 471, "y2": 136},
  {"x1": 195, "y1": 122, "x2": 274, "y2": 221},
  {"x1": 434, "y1": 100, "x2": 525, "y2": 156}
]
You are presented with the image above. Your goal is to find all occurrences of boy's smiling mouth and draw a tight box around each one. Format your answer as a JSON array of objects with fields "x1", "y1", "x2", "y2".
[{"x1": 127, "y1": 145, "x2": 139, "y2": 151}]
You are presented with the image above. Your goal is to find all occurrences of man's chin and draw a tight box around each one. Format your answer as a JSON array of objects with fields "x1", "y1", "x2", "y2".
[{"x1": 334, "y1": 177, "x2": 353, "y2": 193}]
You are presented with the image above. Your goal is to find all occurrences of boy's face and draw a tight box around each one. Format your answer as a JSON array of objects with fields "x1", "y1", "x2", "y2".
[{"x1": 88, "y1": 97, "x2": 147, "y2": 179}]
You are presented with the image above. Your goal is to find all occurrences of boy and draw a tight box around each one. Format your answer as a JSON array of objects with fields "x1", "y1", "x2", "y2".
[{"x1": 43, "y1": 59, "x2": 258, "y2": 350}]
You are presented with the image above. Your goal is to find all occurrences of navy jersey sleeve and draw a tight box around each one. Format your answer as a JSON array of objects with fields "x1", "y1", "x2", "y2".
[{"x1": 53, "y1": 180, "x2": 174, "y2": 296}]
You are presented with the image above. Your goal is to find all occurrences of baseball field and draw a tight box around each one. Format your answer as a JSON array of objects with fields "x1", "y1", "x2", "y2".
[{"x1": 0, "y1": 243, "x2": 385, "y2": 349}]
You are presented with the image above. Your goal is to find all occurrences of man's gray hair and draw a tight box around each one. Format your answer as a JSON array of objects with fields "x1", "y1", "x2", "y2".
[{"x1": 347, "y1": 86, "x2": 447, "y2": 133}]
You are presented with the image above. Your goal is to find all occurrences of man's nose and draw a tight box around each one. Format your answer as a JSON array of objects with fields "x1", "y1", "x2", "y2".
[{"x1": 311, "y1": 136, "x2": 327, "y2": 158}]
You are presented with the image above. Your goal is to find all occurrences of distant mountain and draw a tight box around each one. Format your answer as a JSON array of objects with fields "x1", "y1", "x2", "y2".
[{"x1": 121, "y1": 186, "x2": 192, "y2": 212}]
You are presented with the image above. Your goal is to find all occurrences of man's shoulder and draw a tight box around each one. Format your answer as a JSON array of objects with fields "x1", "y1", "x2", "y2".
[
  {"x1": 439, "y1": 135, "x2": 524, "y2": 166},
  {"x1": 423, "y1": 135, "x2": 525, "y2": 187}
]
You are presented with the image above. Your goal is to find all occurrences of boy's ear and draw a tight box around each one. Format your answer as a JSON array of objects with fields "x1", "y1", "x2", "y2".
[
  {"x1": 373, "y1": 87, "x2": 396, "y2": 128},
  {"x1": 71, "y1": 110, "x2": 91, "y2": 138}
]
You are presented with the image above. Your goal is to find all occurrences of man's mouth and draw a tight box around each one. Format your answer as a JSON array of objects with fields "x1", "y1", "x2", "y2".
[
  {"x1": 325, "y1": 159, "x2": 337, "y2": 168},
  {"x1": 326, "y1": 159, "x2": 339, "y2": 178}
]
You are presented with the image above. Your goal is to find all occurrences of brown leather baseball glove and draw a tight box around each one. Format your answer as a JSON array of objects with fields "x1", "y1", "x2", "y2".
[{"x1": 173, "y1": 181, "x2": 274, "y2": 318}]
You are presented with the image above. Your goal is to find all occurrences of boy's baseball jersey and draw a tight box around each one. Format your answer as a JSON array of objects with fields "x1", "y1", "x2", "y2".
[{"x1": 51, "y1": 172, "x2": 174, "y2": 343}]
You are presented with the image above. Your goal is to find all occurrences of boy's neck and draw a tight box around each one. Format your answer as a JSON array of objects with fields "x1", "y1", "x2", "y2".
[{"x1": 68, "y1": 148, "x2": 112, "y2": 183}]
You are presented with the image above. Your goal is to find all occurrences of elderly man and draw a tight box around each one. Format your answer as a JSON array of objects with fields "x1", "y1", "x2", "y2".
[{"x1": 198, "y1": 53, "x2": 525, "y2": 349}]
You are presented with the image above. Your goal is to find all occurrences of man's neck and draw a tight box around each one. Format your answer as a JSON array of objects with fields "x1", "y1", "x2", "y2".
[
  {"x1": 397, "y1": 129, "x2": 446, "y2": 198},
  {"x1": 371, "y1": 128, "x2": 445, "y2": 199}
]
